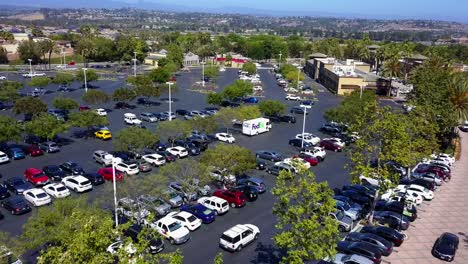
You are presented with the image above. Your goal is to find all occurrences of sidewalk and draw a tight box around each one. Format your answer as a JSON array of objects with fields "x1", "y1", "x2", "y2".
[{"x1": 386, "y1": 132, "x2": 468, "y2": 264}]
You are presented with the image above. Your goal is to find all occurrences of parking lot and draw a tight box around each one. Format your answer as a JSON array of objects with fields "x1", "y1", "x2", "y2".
[{"x1": 0, "y1": 67, "x2": 352, "y2": 263}]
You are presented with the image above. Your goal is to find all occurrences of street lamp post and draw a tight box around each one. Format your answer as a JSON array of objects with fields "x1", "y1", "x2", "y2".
[
  {"x1": 201, "y1": 62, "x2": 205, "y2": 87},
  {"x1": 83, "y1": 68, "x2": 88, "y2": 93},
  {"x1": 297, "y1": 66, "x2": 301, "y2": 90},
  {"x1": 112, "y1": 157, "x2": 122, "y2": 227},
  {"x1": 300, "y1": 105, "x2": 311, "y2": 149},
  {"x1": 166, "y1": 82, "x2": 173, "y2": 121},
  {"x1": 278, "y1": 52, "x2": 282, "y2": 70},
  {"x1": 63, "y1": 52, "x2": 67, "y2": 66},
  {"x1": 133, "y1": 51, "x2": 137, "y2": 77},
  {"x1": 27, "y1": 59, "x2": 32, "y2": 79},
  {"x1": 360, "y1": 84, "x2": 364, "y2": 99}
]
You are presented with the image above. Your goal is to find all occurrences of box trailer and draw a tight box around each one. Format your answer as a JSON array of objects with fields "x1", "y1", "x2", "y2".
[{"x1": 242, "y1": 118, "x2": 271, "y2": 136}]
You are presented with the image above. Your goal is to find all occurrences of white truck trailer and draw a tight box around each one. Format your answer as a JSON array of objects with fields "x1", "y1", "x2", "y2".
[{"x1": 242, "y1": 118, "x2": 271, "y2": 136}]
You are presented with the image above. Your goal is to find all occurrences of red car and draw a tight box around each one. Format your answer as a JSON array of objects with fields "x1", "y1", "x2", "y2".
[
  {"x1": 79, "y1": 105, "x2": 90, "y2": 111},
  {"x1": 293, "y1": 153, "x2": 318, "y2": 166},
  {"x1": 97, "y1": 168, "x2": 124, "y2": 181},
  {"x1": 24, "y1": 168, "x2": 50, "y2": 186},
  {"x1": 319, "y1": 139, "x2": 343, "y2": 152},
  {"x1": 213, "y1": 189, "x2": 247, "y2": 208},
  {"x1": 25, "y1": 144, "x2": 44, "y2": 157}
]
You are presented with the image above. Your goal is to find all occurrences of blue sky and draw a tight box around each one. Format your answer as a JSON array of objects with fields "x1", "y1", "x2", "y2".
[{"x1": 142, "y1": 0, "x2": 468, "y2": 22}]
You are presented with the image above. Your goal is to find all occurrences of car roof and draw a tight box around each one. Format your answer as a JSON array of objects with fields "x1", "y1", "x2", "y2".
[
  {"x1": 174, "y1": 211, "x2": 192, "y2": 218},
  {"x1": 223, "y1": 224, "x2": 250, "y2": 238},
  {"x1": 158, "y1": 215, "x2": 178, "y2": 225},
  {"x1": 26, "y1": 188, "x2": 46, "y2": 194}
]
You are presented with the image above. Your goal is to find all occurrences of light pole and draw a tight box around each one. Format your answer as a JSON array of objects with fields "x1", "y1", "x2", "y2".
[
  {"x1": 297, "y1": 66, "x2": 301, "y2": 90},
  {"x1": 278, "y1": 52, "x2": 282, "y2": 70},
  {"x1": 60, "y1": 47, "x2": 64, "y2": 65},
  {"x1": 27, "y1": 59, "x2": 32, "y2": 79},
  {"x1": 301, "y1": 105, "x2": 311, "y2": 149},
  {"x1": 166, "y1": 82, "x2": 173, "y2": 121},
  {"x1": 133, "y1": 51, "x2": 137, "y2": 77},
  {"x1": 201, "y1": 62, "x2": 205, "y2": 87},
  {"x1": 83, "y1": 68, "x2": 88, "y2": 93},
  {"x1": 360, "y1": 84, "x2": 364, "y2": 99},
  {"x1": 112, "y1": 157, "x2": 122, "y2": 227}
]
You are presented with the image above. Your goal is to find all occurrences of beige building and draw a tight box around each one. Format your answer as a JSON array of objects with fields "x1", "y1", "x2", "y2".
[
  {"x1": 305, "y1": 56, "x2": 389, "y2": 95},
  {"x1": 144, "y1": 49, "x2": 168, "y2": 67}
]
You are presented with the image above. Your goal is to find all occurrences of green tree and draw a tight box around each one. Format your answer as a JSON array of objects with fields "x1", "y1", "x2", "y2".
[
  {"x1": 17, "y1": 40, "x2": 42, "y2": 64},
  {"x1": 213, "y1": 252, "x2": 224, "y2": 264},
  {"x1": 259, "y1": 100, "x2": 286, "y2": 116},
  {"x1": 200, "y1": 144, "x2": 256, "y2": 176},
  {"x1": 382, "y1": 57, "x2": 401, "y2": 79},
  {"x1": 188, "y1": 116, "x2": 219, "y2": 134},
  {"x1": 166, "y1": 44, "x2": 184, "y2": 68},
  {"x1": 204, "y1": 65, "x2": 220, "y2": 80},
  {"x1": 76, "y1": 68, "x2": 99, "y2": 83},
  {"x1": 52, "y1": 72, "x2": 75, "y2": 85},
  {"x1": 0, "y1": 116, "x2": 22, "y2": 143},
  {"x1": 272, "y1": 168, "x2": 339, "y2": 263},
  {"x1": 24, "y1": 113, "x2": 68, "y2": 140},
  {"x1": 27, "y1": 76, "x2": 51, "y2": 88},
  {"x1": 207, "y1": 92, "x2": 223, "y2": 106},
  {"x1": 114, "y1": 127, "x2": 159, "y2": 152},
  {"x1": 237, "y1": 105, "x2": 262, "y2": 120},
  {"x1": 31, "y1": 28, "x2": 45, "y2": 37},
  {"x1": 13, "y1": 97, "x2": 47, "y2": 116},
  {"x1": 69, "y1": 111, "x2": 109, "y2": 129},
  {"x1": 128, "y1": 75, "x2": 160, "y2": 98},
  {"x1": 150, "y1": 67, "x2": 171, "y2": 84},
  {"x1": 155, "y1": 119, "x2": 192, "y2": 144},
  {"x1": 216, "y1": 107, "x2": 239, "y2": 133},
  {"x1": 38, "y1": 39, "x2": 55, "y2": 70},
  {"x1": 0, "y1": 47, "x2": 8, "y2": 64},
  {"x1": 0, "y1": 80, "x2": 22, "y2": 102},
  {"x1": 75, "y1": 38, "x2": 96, "y2": 67},
  {"x1": 447, "y1": 73, "x2": 468, "y2": 122},
  {"x1": 52, "y1": 97, "x2": 79, "y2": 111},
  {"x1": 0, "y1": 31, "x2": 14, "y2": 42},
  {"x1": 82, "y1": 90, "x2": 110, "y2": 105},
  {"x1": 242, "y1": 62, "x2": 257, "y2": 75},
  {"x1": 222, "y1": 80, "x2": 253, "y2": 100},
  {"x1": 112, "y1": 87, "x2": 137, "y2": 102}
]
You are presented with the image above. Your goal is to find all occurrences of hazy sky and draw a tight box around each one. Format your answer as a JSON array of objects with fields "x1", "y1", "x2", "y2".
[{"x1": 140, "y1": 0, "x2": 468, "y2": 22}]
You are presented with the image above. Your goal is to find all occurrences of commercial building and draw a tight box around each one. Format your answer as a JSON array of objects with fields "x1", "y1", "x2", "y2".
[
  {"x1": 183, "y1": 52, "x2": 200, "y2": 66},
  {"x1": 304, "y1": 55, "x2": 389, "y2": 95}
]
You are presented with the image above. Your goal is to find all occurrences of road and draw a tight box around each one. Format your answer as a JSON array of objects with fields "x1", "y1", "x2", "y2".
[{"x1": 0, "y1": 68, "x2": 350, "y2": 263}]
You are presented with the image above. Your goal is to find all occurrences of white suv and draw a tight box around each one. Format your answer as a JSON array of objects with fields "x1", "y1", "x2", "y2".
[
  {"x1": 115, "y1": 161, "x2": 139, "y2": 175},
  {"x1": 219, "y1": 224, "x2": 260, "y2": 252},
  {"x1": 62, "y1": 176, "x2": 93, "y2": 193},
  {"x1": 300, "y1": 147, "x2": 326, "y2": 161},
  {"x1": 142, "y1": 154, "x2": 166, "y2": 166},
  {"x1": 197, "y1": 196, "x2": 229, "y2": 215},
  {"x1": 295, "y1": 133, "x2": 320, "y2": 145},
  {"x1": 166, "y1": 146, "x2": 188, "y2": 158},
  {"x1": 149, "y1": 215, "x2": 190, "y2": 245}
]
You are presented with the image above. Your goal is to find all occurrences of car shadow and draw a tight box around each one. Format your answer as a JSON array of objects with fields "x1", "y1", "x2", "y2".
[
  {"x1": 249, "y1": 242, "x2": 285, "y2": 264},
  {"x1": 458, "y1": 232, "x2": 468, "y2": 248}
]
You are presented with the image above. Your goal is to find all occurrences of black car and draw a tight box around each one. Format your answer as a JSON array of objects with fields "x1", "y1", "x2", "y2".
[
  {"x1": 109, "y1": 151, "x2": 131, "y2": 162},
  {"x1": 360, "y1": 226, "x2": 405, "y2": 247},
  {"x1": 175, "y1": 109, "x2": 189, "y2": 116},
  {"x1": 0, "y1": 184, "x2": 11, "y2": 200},
  {"x1": 137, "y1": 98, "x2": 161, "y2": 106},
  {"x1": 43, "y1": 165, "x2": 67, "y2": 181},
  {"x1": 124, "y1": 224, "x2": 164, "y2": 254},
  {"x1": 229, "y1": 185, "x2": 258, "y2": 202},
  {"x1": 267, "y1": 115, "x2": 296, "y2": 123},
  {"x1": 187, "y1": 139, "x2": 208, "y2": 151},
  {"x1": 343, "y1": 184, "x2": 376, "y2": 199},
  {"x1": 1, "y1": 196, "x2": 32, "y2": 215},
  {"x1": 399, "y1": 178, "x2": 436, "y2": 191},
  {"x1": 156, "y1": 150, "x2": 177, "y2": 162},
  {"x1": 174, "y1": 140, "x2": 200, "y2": 156},
  {"x1": 339, "y1": 190, "x2": 372, "y2": 206},
  {"x1": 290, "y1": 107, "x2": 308, "y2": 115},
  {"x1": 256, "y1": 159, "x2": 266, "y2": 170},
  {"x1": 153, "y1": 113, "x2": 168, "y2": 121},
  {"x1": 432, "y1": 232, "x2": 459, "y2": 262},
  {"x1": 345, "y1": 232, "x2": 393, "y2": 256},
  {"x1": 151, "y1": 142, "x2": 169, "y2": 152},
  {"x1": 24, "y1": 135, "x2": 45, "y2": 145},
  {"x1": 81, "y1": 83, "x2": 99, "y2": 89},
  {"x1": 319, "y1": 124, "x2": 342, "y2": 133},
  {"x1": 375, "y1": 200, "x2": 418, "y2": 222},
  {"x1": 336, "y1": 241, "x2": 382, "y2": 264},
  {"x1": 83, "y1": 172, "x2": 105, "y2": 186},
  {"x1": 289, "y1": 138, "x2": 312, "y2": 148},
  {"x1": 114, "y1": 102, "x2": 136, "y2": 109},
  {"x1": 3, "y1": 177, "x2": 32, "y2": 194},
  {"x1": 205, "y1": 107, "x2": 219, "y2": 111},
  {"x1": 60, "y1": 161, "x2": 86, "y2": 175},
  {"x1": 373, "y1": 211, "x2": 410, "y2": 230}
]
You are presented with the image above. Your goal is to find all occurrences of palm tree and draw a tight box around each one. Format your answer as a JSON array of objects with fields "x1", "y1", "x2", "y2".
[
  {"x1": 39, "y1": 39, "x2": 55, "y2": 70},
  {"x1": 382, "y1": 57, "x2": 401, "y2": 79},
  {"x1": 448, "y1": 74, "x2": 468, "y2": 122},
  {"x1": 76, "y1": 38, "x2": 96, "y2": 67}
]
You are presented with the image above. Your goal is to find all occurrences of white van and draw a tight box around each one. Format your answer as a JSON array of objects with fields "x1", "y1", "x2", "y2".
[
  {"x1": 219, "y1": 224, "x2": 260, "y2": 252},
  {"x1": 197, "y1": 196, "x2": 229, "y2": 215},
  {"x1": 124, "y1": 113, "x2": 142, "y2": 125},
  {"x1": 242, "y1": 118, "x2": 271, "y2": 136}
]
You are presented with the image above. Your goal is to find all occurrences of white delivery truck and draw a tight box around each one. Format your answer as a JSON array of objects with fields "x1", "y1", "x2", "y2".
[{"x1": 242, "y1": 118, "x2": 271, "y2": 136}]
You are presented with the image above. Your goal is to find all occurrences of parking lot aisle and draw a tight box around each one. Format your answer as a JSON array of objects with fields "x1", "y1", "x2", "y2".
[{"x1": 386, "y1": 132, "x2": 468, "y2": 264}]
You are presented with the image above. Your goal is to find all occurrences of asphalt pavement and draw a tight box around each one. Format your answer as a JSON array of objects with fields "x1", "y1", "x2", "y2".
[{"x1": 0, "y1": 68, "x2": 351, "y2": 263}]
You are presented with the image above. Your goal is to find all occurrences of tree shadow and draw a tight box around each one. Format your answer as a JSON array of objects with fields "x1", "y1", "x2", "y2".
[{"x1": 249, "y1": 242, "x2": 285, "y2": 264}]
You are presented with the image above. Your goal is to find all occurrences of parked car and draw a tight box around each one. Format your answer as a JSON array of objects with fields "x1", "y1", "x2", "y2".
[
  {"x1": 335, "y1": 200, "x2": 361, "y2": 221},
  {"x1": 1, "y1": 196, "x2": 31, "y2": 215},
  {"x1": 124, "y1": 223, "x2": 164, "y2": 254},
  {"x1": 330, "y1": 209, "x2": 353, "y2": 232},
  {"x1": 0, "y1": 184, "x2": 11, "y2": 200},
  {"x1": 0, "y1": 151, "x2": 9, "y2": 164},
  {"x1": 395, "y1": 184, "x2": 434, "y2": 200},
  {"x1": 266, "y1": 162, "x2": 295, "y2": 175},
  {"x1": 42, "y1": 165, "x2": 66, "y2": 181},
  {"x1": 289, "y1": 138, "x2": 313, "y2": 148},
  {"x1": 399, "y1": 178, "x2": 436, "y2": 191},
  {"x1": 432, "y1": 232, "x2": 459, "y2": 262},
  {"x1": 336, "y1": 241, "x2": 382, "y2": 264},
  {"x1": 319, "y1": 139, "x2": 343, "y2": 152},
  {"x1": 345, "y1": 232, "x2": 393, "y2": 256},
  {"x1": 156, "y1": 150, "x2": 177, "y2": 163},
  {"x1": 114, "y1": 161, "x2": 140, "y2": 175},
  {"x1": 164, "y1": 190, "x2": 184, "y2": 208},
  {"x1": 23, "y1": 135, "x2": 45, "y2": 145},
  {"x1": 138, "y1": 195, "x2": 171, "y2": 217},
  {"x1": 213, "y1": 189, "x2": 247, "y2": 208},
  {"x1": 24, "y1": 168, "x2": 50, "y2": 186},
  {"x1": 142, "y1": 153, "x2": 166, "y2": 166},
  {"x1": 117, "y1": 197, "x2": 150, "y2": 221},
  {"x1": 62, "y1": 175, "x2": 93, "y2": 193},
  {"x1": 215, "y1": 133, "x2": 235, "y2": 143},
  {"x1": 332, "y1": 254, "x2": 374, "y2": 264},
  {"x1": 339, "y1": 190, "x2": 372, "y2": 207},
  {"x1": 6, "y1": 147, "x2": 25, "y2": 160},
  {"x1": 290, "y1": 107, "x2": 308, "y2": 115},
  {"x1": 267, "y1": 114, "x2": 297, "y2": 123},
  {"x1": 43, "y1": 183, "x2": 71, "y2": 198},
  {"x1": 243, "y1": 97, "x2": 258, "y2": 103},
  {"x1": 137, "y1": 98, "x2": 160, "y2": 106},
  {"x1": 60, "y1": 161, "x2": 86, "y2": 175},
  {"x1": 174, "y1": 140, "x2": 201, "y2": 156},
  {"x1": 83, "y1": 172, "x2": 105, "y2": 185},
  {"x1": 180, "y1": 203, "x2": 216, "y2": 224},
  {"x1": 285, "y1": 94, "x2": 302, "y2": 101},
  {"x1": 375, "y1": 200, "x2": 417, "y2": 222},
  {"x1": 301, "y1": 146, "x2": 326, "y2": 161},
  {"x1": 23, "y1": 188, "x2": 52, "y2": 207},
  {"x1": 236, "y1": 177, "x2": 266, "y2": 194},
  {"x1": 38, "y1": 141, "x2": 60, "y2": 153},
  {"x1": 93, "y1": 150, "x2": 114, "y2": 166},
  {"x1": 25, "y1": 144, "x2": 44, "y2": 157},
  {"x1": 114, "y1": 102, "x2": 136, "y2": 109},
  {"x1": 293, "y1": 153, "x2": 319, "y2": 166},
  {"x1": 3, "y1": 177, "x2": 32, "y2": 194},
  {"x1": 167, "y1": 211, "x2": 202, "y2": 231},
  {"x1": 197, "y1": 196, "x2": 229, "y2": 215},
  {"x1": 229, "y1": 184, "x2": 258, "y2": 202},
  {"x1": 166, "y1": 146, "x2": 188, "y2": 158},
  {"x1": 140, "y1": 112, "x2": 158, "y2": 122},
  {"x1": 360, "y1": 226, "x2": 405, "y2": 247},
  {"x1": 373, "y1": 211, "x2": 410, "y2": 230},
  {"x1": 97, "y1": 168, "x2": 124, "y2": 181},
  {"x1": 219, "y1": 224, "x2": 260, "y2": 252},
  {"x1": 255, "y1": 150, "x2": 282, "y2": 162},
  {"x1": 95, "y1": 130, "x2": 112, "y2": 140}
]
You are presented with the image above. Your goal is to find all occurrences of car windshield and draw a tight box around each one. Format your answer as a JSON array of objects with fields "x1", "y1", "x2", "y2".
[
  {"x1": 188, "y1": 215, "x2": 197, "y2": 222},
  {"x1": 48, "y1": 166, "x2": 61, "y2": 172},
  {"x1": 341, "y1": 202, "x2": 350, "y2": 211},
  {"x1": 168, "y1": 222, "x2": 182, "y2": 232},
  {"x1": 33, "y1": 173, "x2": 45, "y2": 178},
  {"x1": 221, "y1": 234, "x2": 234, "y2": 243},
  {"x1": 203, "y1": 209, "x2": 212, "y2": 215},
  {"x1": 81, "y1": 180, "x2": 91, "y2": 186},
  {"x1": 11, "y1": 178, "x2": 25, "y2": 185},
  {"x1": 36, "y1": 193, "x2": 47, "y2": 198},
  {"x1": 57, "y1": 186, "x2": 67, "y2": 192},
  {"x1": 336, "y1": 210, "x2": 345, "y2": 220},
  {"x1": 49, "y1": 143, "x2": 58, "y2": 148}
]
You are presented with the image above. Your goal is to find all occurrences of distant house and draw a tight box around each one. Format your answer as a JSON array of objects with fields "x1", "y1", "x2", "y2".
[
  {"x1": 183, "y1": 52, "x2": 199, "y2": 66},
  {"x1": 144, "y1": 49, "x2": 168, "y2": 67},
  {"x1": 213, "y1": 53, "x2": 248, "y2": 68}
]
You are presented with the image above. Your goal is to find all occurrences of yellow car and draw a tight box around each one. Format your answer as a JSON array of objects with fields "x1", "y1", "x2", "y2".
[{"x1": 95, "y1": 130, "x2": 112, "y2": 140}]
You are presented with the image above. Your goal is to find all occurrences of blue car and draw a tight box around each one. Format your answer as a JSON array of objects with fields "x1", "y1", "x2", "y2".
[
  {"x1": 243, "y1": 97, "x2": 259, "y2": 103},
  {"x1": 180, "y1": 203, "x2": 216, "y2": 224},
  {"x1": 7, "y1": 148, "x2": 26, "y2": 160},
  {"x1": 237, "y1": 177, "x2": 267, "y2": 194}
]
